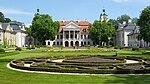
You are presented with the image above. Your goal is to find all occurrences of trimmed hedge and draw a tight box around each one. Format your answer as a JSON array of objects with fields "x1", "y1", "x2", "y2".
[
  {"x1": 0, "y1": 48, "x2": 5, "y2": 52},
  {"x1": 15, "y1": 47, "x2": 22, "y2": 51},
  {"x1": 9, "y1": 55, "x2": 150, "y2": 74}
]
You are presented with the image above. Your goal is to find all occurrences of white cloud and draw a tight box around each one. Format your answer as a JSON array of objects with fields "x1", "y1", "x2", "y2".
[
  {"x1": 113, "y1": 0, "x2": 128, "y2": 3},
  {"x1": 0, "y1": 8, "x2": 32, "y2": 15}
]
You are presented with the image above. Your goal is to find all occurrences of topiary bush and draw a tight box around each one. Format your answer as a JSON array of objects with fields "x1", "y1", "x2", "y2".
[
  {"x1": 114, "y1": 46, "x2": 119, "y2": 49},
  {"x1": 132, "y1": 47, "x2": 139, "y2": 51},
  {"x1": 0, "y1": 48, "x2": 5, "y2": 52},
  {"x1": 15, "y1": 47, "x2": 22, "y2": 51},
  {"x1": 31, "y1": 46, "x2": 35, "y2": 49}
]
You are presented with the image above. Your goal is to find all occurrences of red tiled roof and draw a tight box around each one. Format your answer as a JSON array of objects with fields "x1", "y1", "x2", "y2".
[{"x1": 59, "y1": 21, "x2": 90, "y2": 32}]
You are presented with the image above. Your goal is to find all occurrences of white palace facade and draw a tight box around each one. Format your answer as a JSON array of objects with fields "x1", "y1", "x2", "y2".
[
  {"x1": 46, "y1": 20, "x2": 93, "y2": 47},
  {"x1": 45, "y1": 9, "x2": 109, "y2": 47}
]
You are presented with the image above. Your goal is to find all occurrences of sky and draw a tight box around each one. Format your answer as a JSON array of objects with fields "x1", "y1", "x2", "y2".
[{"x1": 0, "y1": 0, "x2": 150, "y2": 26}]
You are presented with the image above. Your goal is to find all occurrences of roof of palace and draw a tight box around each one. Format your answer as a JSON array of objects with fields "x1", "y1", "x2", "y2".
[
  {"x1": 117, "y1": 22, "x2": 137, "y2": 31},
  {"x1": 59, "y1": 20, "x2": 90, "y2": 32},
  {"x1": 0, "y1": 22, "x2": 25, "y2": 32}
]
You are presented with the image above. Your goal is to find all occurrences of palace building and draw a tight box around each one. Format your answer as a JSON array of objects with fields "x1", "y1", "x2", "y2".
[
  {"x1": 45, "y1": 20, "x2": 93, "y2": 47},
  {"x1": 45, "y1": 9, "x2": 108, "y2": 47}
]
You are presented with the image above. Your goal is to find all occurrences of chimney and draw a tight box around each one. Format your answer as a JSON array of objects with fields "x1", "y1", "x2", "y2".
[
  {"x1": 128, "y1": 19, "x2": 132, "y2": 23},
  {"x1": 123, "y1": 21, "x2": 126, "y2": 25},
  {"x1": 62, "y1": 18, "x2": 65, "y2": 22},
  {"x1": 77, "y1": 19, "x2": 80, "y2": 22},
  {"x1": 85, "y1": 19, "x2": 88, "y2": 22}
]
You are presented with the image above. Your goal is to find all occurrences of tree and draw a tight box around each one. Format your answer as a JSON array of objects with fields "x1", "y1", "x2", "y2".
[
  {"x1": 117, "y1": 14, "x2": 131, "y2": 23},
  {"x1": 31, "y1": 14, "x2": 60, "y2": 44},
  {"x1": 89, "y1": 20, "x2": 115, "y2": 46},
  {"x1": 137, "y1": 6, "x2": 150, "y2": 43},
  {"x1": 132, "y1": 17, "x2": 138, "y2": 24},
  {"x1": 108, "y1": 19, "x2": 118, "y2": 30},
  {"x1": 0, "y1": 12, "x2": 11, "y2": 23},
  {"x1": 0, "y1": 12, "x2": 4, "y2": 22},
  {"x1": 4, "y1": 18, "x2": 11, "y2": 22}
]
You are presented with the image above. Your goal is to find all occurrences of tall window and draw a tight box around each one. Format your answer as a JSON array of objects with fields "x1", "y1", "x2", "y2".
[
  {"x1": 48, "y1": 42, "x2": 50, "y2": 45},
  {"x1": 60, "y1": 42, "x2": 62, "y2": 45},
  {"x1": 75, "y1": 34, "x2": 77, "y2": 39},
  {"x1": 60, "y1": 35, "x2": 63, "y2": 39},
  {"x1": 84, "y1": 35, "x2": 86, "y2": 39},
  {"x1": 84, "y1": 41, "x2": 86, "y2": 45},
  {"x1": 81, "y1": 35, "x2": 83, "y2": 39},
  {"x1": 53, "y1": 42, "x2": 55, "y2": 45},
  {"x1": 66, "y1": 34, "x2": 69, "y2": 39},
  {"x1": 88, "y1": 35, "x2": 90, "y2": 39},
  {"x1": 70, "y1": 34, "x2": 73, "y2": 39},
  {"x1": 57, "y1": 42, "x2": 59, "y2": 45},
  {"x1": 57, "y1": 35, "x2": 59, "y2": 39},
  {"x1": 88, "y1": 41, "x2": 90, "y2": 45}
]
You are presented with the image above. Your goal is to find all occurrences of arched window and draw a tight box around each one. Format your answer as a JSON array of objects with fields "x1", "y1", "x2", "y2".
[{"x1": 48, "y1": 42, "x2": 50, "y2": 45}]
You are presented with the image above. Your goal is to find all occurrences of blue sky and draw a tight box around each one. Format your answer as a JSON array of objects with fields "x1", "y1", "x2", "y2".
[{"x1": 0, "y1": 0, "x2": 150, "y2": 26}]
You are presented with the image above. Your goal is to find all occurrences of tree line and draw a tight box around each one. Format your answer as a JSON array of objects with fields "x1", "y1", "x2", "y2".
[{"x1": 1, "y1": 6, "x2": 150, "y2": 46}]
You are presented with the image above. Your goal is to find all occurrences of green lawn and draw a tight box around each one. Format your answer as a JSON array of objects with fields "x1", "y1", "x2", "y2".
[{"x1": 0, "y1": 47, "x2": 150, "y2": 84}]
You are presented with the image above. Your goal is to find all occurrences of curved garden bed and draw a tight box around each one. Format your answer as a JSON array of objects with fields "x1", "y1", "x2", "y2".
[{"x1": 9, "y1": 55, "x2": 150, "y2": 74}]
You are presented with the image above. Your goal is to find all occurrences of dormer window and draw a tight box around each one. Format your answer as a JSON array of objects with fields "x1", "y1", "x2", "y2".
[{"x1": 83, "y1": 28, "x2": 87, "y2": 32}]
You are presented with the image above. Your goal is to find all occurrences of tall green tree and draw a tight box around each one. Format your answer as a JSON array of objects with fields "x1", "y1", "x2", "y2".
[
  {"x1": 0, "y1": 12, "x2": 4, "y2": 22},
  {"x1": 108, "y1": 19, "x2": 118, "y2": 30},
  {"x1": 4, "y1": 18, "x2": 11, "y2": 22},
  {"x1": 137, "y1": 6, "x2": 150, "y2": 43},
  {"x1": 31, "y1": 14, "x2": 60, "y2": 44},
  {"x1": 89, "y1": 20, "x2": 115, "y2": 46},
  {"x1": 117, "y1": 14, "x2": 131, "y2": 23},
  {"x1": 132, "y1": 17, "x2": 138, "y2": 24}
]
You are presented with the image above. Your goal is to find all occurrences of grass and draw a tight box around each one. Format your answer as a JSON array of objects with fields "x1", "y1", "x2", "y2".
[{"x1": 0, "y1": 47, "x2": 150, "y2": 84}]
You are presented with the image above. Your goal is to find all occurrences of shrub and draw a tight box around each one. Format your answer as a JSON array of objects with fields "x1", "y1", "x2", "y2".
[
  {"x1": 31, "y1": 46, "x2": 35, "y2": 49},
  {"x1": 132, "y1": 47, "x2": 139, "y2": 51},
  {"x1": 36, "y1": 46, "x2": 40, "y2": 48},
  {"x1": 114, "y1": 46, "x2": 119, "y2": 49},
  {"x1": 27, "y1": 45, "x2": 35, "y2": 50},
  {"x1": 15, "y1": 47, "x2": 22, "y2": 51},
  {"x1": 119, "y1": 46, "x2": 124, "y2": 50},
  {"x1": 0, "y1": 48, "x2": 5, "y2": 52},
  {"x1": 26, "y1": 46, "x2": 31, "y2": 50}
]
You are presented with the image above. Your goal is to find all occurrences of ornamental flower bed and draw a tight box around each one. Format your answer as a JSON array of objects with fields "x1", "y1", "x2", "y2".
[{"x1": 10, "y1": 55, "x2": 150, "y2": 74}]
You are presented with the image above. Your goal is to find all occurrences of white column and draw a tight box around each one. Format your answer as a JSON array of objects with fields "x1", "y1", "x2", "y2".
[
  {"x1": 69, "y1": 31, "x2": 70, "y2": 40},
  {"x1": 63, "y1": 30, "x2": 65, "y2": 47},
  {"x1": 79, "y1": 41, "x2": 81, "y2": 47},
  {"x1": 68, "y1": 41, "x2": 70, "y2": 47},
  {"x1": 73, "y1": 41, "x2": 75, "y2": 46},
  {"x1": 73, "y1": 31, "x2": 75, "y2": 40}
]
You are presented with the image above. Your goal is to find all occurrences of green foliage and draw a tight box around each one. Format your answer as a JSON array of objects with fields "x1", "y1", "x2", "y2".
[
  {"x1": 0, "y1": 12, "x2": 4, "y2": 22},
  {"x1": 117, "y1": 14, "x2": 131, "y2": 23},
  {"x1": 137, "y1": 6, "x2": 150, "y2": 43},
  {"x1": 114, "y1": 46, "x2": 119, "y2": 49},
  {"x1": 0, "y1": 48, "x2": 5, "y2": 52},
  {"x1": 132, "y1": 17, "x2": 138, "y2": 24},
  {"x1": 31, "y1": 14, "x2": 60, "y2": 44},
  {"x1": 3, "y1": 37, "x2": 7, "y2": 48},
  {"x1": 4, "y1": 18, "x2": 11, "y2": 22},
  {"x1": 31, "y1": 45, "x2": 35, "y2": 49},
  {"x1": 119, "y1": 46, "x2": 124, "y2": 50},
  {"x1": 26, "y1": 45, "x2": 35, "y2": 50},
  {"x1": 108, "y1": 19, "x2": 118, "y2": 30},
  {"x1": 15, "y1": 47, "x2": 22, "y2": 51},
  {"x1": 0, "y1": 12, "x2": 11, "y2": 22},
  {"x1": 114, "y1": 46, "x2": 124, "y2": 50},
  {"x1": 132, "y1": 47, "x2": 139, "y2": 51},
  {"x1": 89, "y1": 20, "x2": 115, "y2": 46}
]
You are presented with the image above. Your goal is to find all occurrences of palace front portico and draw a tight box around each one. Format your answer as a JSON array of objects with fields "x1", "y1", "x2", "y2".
[{"x1": 46, "y1": 20, "x2": 93, "y2": 47}]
